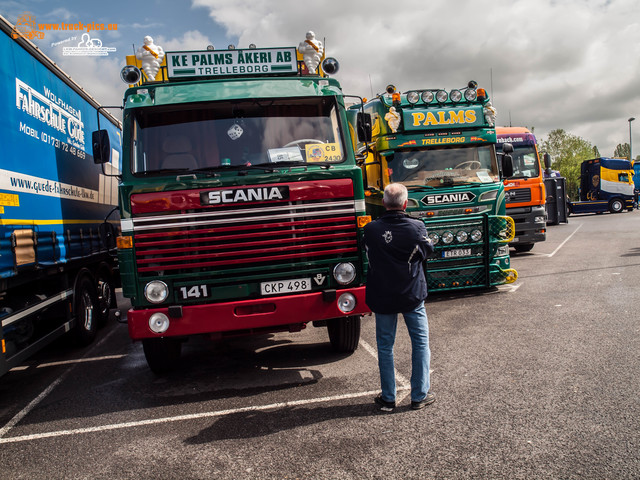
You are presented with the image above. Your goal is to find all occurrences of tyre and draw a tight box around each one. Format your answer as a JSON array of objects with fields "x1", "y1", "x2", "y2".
[
  {"x1": 609, "y1": 199, "x2": 623, "y2": 213},
  {"x1": 95, "y1": 266, "x2": 116, "y2": 326},
  {"x1": 327, "y1": 316, "x2": 361, "y2": 353},
  {"x1": 73, "y1": 275, "x2": 99, "y2": 346},
  {"x1": 514, "y1": 243, "x2": 534, "y2": 253},
  {"x1": 142, "y1": 338, "x2": 182, "y2": 374}
]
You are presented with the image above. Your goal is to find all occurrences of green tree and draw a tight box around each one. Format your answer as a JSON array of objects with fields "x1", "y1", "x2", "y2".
[
  {"x1": 539, "y1": 129, "x2": 595, "y2": 200},
  {"x1": 614, "y1": 143, "x2": 630, "y2": 160}
]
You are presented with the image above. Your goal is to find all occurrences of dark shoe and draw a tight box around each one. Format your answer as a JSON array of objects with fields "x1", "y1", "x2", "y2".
[
  {"x1": 411, "y1": 392, "x2": 436, "y2": 410},
  {"x1": 374, "y1": 394, "x2": 396, "y2": 412}
]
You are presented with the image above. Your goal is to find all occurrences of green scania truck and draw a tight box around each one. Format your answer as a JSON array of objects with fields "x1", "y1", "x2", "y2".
[
  {"x1": 351, "y1": 82, "x2": 517, "y2": 292},
  {"x1": 93, "y1": 37, "x2": 372, "y2": 372}
]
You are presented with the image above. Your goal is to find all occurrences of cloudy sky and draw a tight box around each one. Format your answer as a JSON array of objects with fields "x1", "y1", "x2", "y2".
[{"x1": 3, "y1": 0, "x2": 640, "y2": 157}]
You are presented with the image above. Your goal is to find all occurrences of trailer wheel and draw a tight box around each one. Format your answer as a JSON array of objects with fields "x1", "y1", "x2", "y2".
[
  {"x1": 142, "y1": 338, "x2": 182, "y2": 374},
  {"x1": 95, "y1": 267, "x2": 116, "y2": 326},
  {"x1": 73, "y1": 275, "x2": 98, "y2": 346},
  {"x1": 609, "y1": 199, "x2": 623, "y2": 213},
  {"x1": 327, "y1": 316, "x2": 361, "y2": 353}
]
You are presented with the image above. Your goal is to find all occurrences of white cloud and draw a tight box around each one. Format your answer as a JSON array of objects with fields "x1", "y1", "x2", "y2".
[
  {"x1": 17, "y1": 0, "x2": 639, "y2": 157},
  {"x1": 192, "y1": 0, "x2": 640, "y2": 156},
  {"x1": 156, "y1": 30, "x2": 213, "y2": 52}
]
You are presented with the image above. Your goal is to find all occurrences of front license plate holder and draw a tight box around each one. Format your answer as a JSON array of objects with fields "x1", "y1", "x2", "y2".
[
  {"x1": 260, "y1": 278, "x2": 312, "y2": 295},
  {"x1": 442, "y1": 248, "x2": 471, "y2": 258}
]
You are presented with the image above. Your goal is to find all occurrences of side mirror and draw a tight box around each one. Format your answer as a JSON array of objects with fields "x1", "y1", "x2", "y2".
[
  {"x1": 92, "y1": 130, "x2": 111, "y2": 164},
  {"x1": 501, "y1": 154, "x2": 514, "y2": 178},
  {"x1": 544, "y1": 152, "x2": 552, "y2": 171},
  {"x1": 357, "y1": 112, "x2": 372, "y2": 143},
  {"x1": 98, "y1": 221, "x2": 117, "y2": 250},
  {"x1": 501, "y1": 142, "x2": 514, "y2": 154}
]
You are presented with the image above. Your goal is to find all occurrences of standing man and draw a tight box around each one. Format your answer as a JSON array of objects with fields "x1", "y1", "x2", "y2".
[{"x1": 364, "y1": 183, "x2": 435, "y2": 412}]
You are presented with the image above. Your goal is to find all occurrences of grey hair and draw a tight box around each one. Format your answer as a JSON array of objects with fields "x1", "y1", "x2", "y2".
[{"x1": 383, "y1": 183, "x2": 408, "y2": 210}]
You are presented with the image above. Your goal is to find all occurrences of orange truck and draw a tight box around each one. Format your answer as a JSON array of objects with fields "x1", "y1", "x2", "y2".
[{"x1": 496, "y1": 127, "x2": 547, "y2": 253}]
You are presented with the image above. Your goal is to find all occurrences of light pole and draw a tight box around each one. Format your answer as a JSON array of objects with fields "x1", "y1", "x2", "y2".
[{"x1": 629, "y1": 117, "x2": 636, "y2": 161}]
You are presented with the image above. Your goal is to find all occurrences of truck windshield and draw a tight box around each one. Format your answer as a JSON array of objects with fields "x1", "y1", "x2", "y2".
[
  {"x1": 388, "y1": 145, "x2": 499, "y2": 187},
  {"x1": 130, "y1": 96, "x2": 345, "y2": 174},
  {"x1": 508, "y1": 145, "x2": 540, "y2": 179}
]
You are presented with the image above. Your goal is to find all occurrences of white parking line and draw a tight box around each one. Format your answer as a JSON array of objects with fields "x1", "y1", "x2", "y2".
[
  {"x1": 36, "y1": 354, "x2": 127, "y2": 369},
  {"x1": 0, "y1": 388, "x2": 406, "y2": 444},
  {"x1": 0, "y1": 334, "x2": 415, "y2": 444},
  {"x1": 0, "y1": 328, "x2": 121, "y2": 439},
  {"x1": 544, "y1": 223, "x2": 583, "y2": 257}
]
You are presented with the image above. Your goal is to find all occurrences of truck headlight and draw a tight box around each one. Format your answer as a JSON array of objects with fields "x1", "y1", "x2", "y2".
[
  {"x1": 436, "y1": 90, "x2": 448, "y2": 103},
  {"x1": 534, "y1": 216, "x2": 545, "y2": 223},
  {"x1": 406, "y1": 91, "x2": 420, "y2": 104},
  {"x1": 442, "y1": 231, "x2": 454, "y2": 244},
  {"x1": 145, "y1": 280, "x2": 168, "y2": 304},
  {"x1": 470, "y1": 229, "x2": 482, "y2": 241},
  {"x1": 149, "y1": 312, "x2": 170, "y2": 333},
  {"x1": 333, "y1": 262, "x2": 356, "y2": 285},
  {"x1": 337, "y1": 293, "x2": 356, "y2": 313},
  {"x1": 421, "y1": 91, "x2": 434, "y2": 103},
  {"x1": 497, "y1": 245, "x2": 510, "y2": 257}
]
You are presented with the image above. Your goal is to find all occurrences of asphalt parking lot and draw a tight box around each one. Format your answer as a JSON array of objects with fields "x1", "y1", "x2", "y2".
[{"x1": 1, "y1": 211, "x2": 640, "y2": 479}]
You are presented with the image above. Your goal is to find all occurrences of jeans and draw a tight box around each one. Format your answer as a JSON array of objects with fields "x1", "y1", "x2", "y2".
[{"x1": 375, "y1": 302, "x2": 431, "y2": 403}]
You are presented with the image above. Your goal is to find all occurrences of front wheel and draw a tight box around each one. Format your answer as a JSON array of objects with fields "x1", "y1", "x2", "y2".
[
  {"x1": 142, "y1": 338, "x2": 182, "y2": 374},
  {"x1": 514, "y1": 243, "x2": 534, "y2": 253},
  {"x1": 73, "y1": 275, "x2": 98, "y2": 346},
  {"x1": 95, "y1": 267, "x2": 116, "y2": 326},
  {"x1": 609, "y1": 199, "x2": 624, "y2": 213},
  {"x1": 327, "y1": 316, "x2": 361, "y2": 353}
]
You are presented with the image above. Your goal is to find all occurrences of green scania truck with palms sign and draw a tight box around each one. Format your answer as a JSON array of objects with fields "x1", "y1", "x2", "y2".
[
  {"x1": 351, "y1": 82, "x2": 517, "y2": 292},
  {"x1": 93, "y1": 36, "x2": 372, "y2": 372}
]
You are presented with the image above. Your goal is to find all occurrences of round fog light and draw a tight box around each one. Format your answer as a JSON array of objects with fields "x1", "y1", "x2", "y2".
[
  {"x1": 442, "y1": 231, "x2": 454, "y2": 244},
  {"x1": 421, "y1": 91, "x2": 434, "y2": 103},
  {"x1": 470, "y1": 229, "x2": 482, "y2": 242},
  {"x1": 337, "y1": 293, "x2": 356, "y2": 313},
  {"x1": 333, "y1": 262, "x2": 356, "y2": 285},
  {"x1": 149, "y1": 312, "x2": 170, "y2": 334},
  {"x1": 145, "y1": 280, "x2": 168, "y2": 304},
  {"x1": 406, "y1": 91, "x2": 420, "y2": 104},
  {"x1": 456, "y1": 230, "x2": 468, "y2": 243}
]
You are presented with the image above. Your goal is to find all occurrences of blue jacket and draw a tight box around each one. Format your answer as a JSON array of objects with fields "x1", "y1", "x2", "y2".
[{"x1": 363, "y1": 210, "x2": 434, "y2": 314}]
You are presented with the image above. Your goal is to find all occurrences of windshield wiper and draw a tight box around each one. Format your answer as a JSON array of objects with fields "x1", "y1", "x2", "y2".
[
  {"x1": 505, "y1": 174, "x2": 533, "y2": 180},
  {"x1": 139, "y1": 168, "x2": 190, "y2": 176}
]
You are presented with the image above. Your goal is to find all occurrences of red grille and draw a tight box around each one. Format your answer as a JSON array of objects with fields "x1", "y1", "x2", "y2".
[{"x1": 129, "y1": 180, "x2": 359, "y2": 277}]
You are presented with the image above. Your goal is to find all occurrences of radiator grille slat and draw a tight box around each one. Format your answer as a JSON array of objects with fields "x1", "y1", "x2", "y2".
[{"x1": 133, "y1": 199, "x2": 359, "y2": 277}]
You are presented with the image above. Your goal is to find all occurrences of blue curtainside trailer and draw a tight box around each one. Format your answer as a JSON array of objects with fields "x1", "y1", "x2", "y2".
[{"x1": 0, "y1": 15, "x2": 122, "y2": 376}]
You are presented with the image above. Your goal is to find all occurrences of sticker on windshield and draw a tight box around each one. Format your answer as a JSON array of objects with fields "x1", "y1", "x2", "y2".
[
  {"x1": 305, "y1": 143, "x2": 342, "y2": 162},
  {"x1": 476, "y1": 171, "x2": 493, "y2": 183}
]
